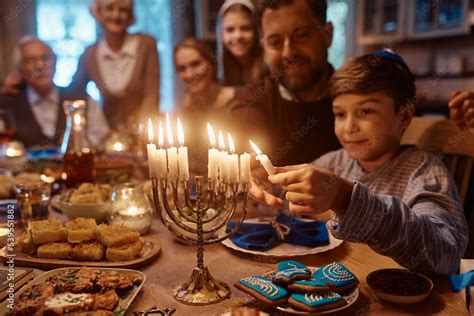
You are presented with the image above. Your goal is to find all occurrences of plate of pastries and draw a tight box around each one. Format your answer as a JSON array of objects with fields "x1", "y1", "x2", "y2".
[
  {"x1": 1, "y1": 218, "x2": 161, "y2": 269},
  {"x1": 235, "y1": 260, "x2": 359, "y2": 315},
  {"x1": 0, "y1": 267, "x2": 145, "y2": 315}
]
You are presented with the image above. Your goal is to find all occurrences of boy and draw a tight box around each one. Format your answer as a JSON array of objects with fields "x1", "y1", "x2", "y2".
[{"x1": 250, "y1": 50, "x2": 468, "y2": 276}]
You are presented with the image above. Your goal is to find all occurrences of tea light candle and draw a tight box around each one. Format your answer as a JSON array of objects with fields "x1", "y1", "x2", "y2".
[
  {"x1": 147, "y1": 119, "x2": 159, "y2": 178},
  {"x1": 177, "y1": 118, "x2": 189, "y2": 181},
  {"x1": 240, "y1": 152, "x2": 251, "y2": 184},
  {"x1": 157, "y1": 121, "x2": 167, "y2": 179},
  {"x1": 249, "y1": 140, "x2": 275, "y2": 175},
  {"x1": 166, "y1": 113, "x2": 179, "y2": 182},
  {"x1": 3, "y1": 141, "x2": 25, "y2": 158},
  {"x1": 207, "y1": 123, "x2": 219, "y2": 181},
  {"x1": 227, "y1": 133, "x2": 239, "y2": 184},
  {"x1": 113, "y1": 206, "x2": 152, "y2": 235},
  {"x1": 218, "y1": 131, "x2": 229, "y2": 183}
]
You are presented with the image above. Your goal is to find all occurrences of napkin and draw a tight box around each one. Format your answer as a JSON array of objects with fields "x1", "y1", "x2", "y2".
[
  {"x1": 449, "y1": 270, "x2": 474, "y2": 292},
  {"x1": 227, "y1": 214, "x2": 329, "y2": 251}
]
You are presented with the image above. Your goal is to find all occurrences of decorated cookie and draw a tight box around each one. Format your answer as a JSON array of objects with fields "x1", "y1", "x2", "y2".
[
  {"x1": 235, "y1": 276, "x2": 289, "y2": 306},
  {"x1": 288, "y1": 292, "x2": 347, "y2": 312},
  {"x1": 288, "y1": 277, "x2": 330, "y2": 293},
  {"x1": 313, "y1": 262, "x2": 359, "y2": 292},
  {"x1": 272, "y1": 260, "x2": 311, "y2": 285}
]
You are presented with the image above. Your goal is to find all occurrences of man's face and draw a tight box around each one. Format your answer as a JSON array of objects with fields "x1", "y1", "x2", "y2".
[
  {"x1": 333, "y1": 92, "x2": 410, "y2": 170},
  {"x1": 20, "y1": 41, "x2": 56, "y2": 91},
  {"x1": 261, "y1": 0, "x2": 333, "y2": 93}
]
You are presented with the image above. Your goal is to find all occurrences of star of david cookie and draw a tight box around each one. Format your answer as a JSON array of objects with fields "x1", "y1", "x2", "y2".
[
  {"x1": 272, "y1": 260, "x2": 311, "y2": 285},
  {"x1": 312, "y1": 262, "x2": 359, "y2": 292},
  {"x1": 288, "y1": 276, "x2": 330, "y2": 293},
  {"x1": 234, "y1": 276, "x2": 289, "y2": 306},
  {"x1": 288, "y1": 292, "x2": 347, "y2": 312}
]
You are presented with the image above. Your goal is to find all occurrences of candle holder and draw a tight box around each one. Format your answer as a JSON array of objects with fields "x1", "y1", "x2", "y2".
[{"x1": 150, "y1": 176, "x2": 248, "y2": 305}]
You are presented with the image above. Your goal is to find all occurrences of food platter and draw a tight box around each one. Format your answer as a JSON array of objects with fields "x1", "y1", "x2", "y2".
[
  {"x1": 0, "y1": 267, "x2": 146, "y2": 316},
  {"x1": 1, "y1": 239, "x2": 161, "y2": 269}
]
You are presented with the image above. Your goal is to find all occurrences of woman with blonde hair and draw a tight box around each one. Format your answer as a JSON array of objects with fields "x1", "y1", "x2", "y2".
[
  {"x1": 217, "y1": 0, "x2": 266, "y2": 86},
  {"x1": 69, "y1": 0, "x2": 160, "y2": 129}
]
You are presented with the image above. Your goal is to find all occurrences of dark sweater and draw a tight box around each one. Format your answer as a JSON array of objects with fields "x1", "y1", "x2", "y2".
[{"x1": 227, "y1": 77, "x2": 340, "y2": 166}]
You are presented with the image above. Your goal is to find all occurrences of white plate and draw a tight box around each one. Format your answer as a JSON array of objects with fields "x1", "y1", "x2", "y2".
[
  {"x1": 262, "y1": 267, "x2": 359, "y2": 315},
  {"x1": 221, "y1": 218, "x2": 343, "y2": 258}
]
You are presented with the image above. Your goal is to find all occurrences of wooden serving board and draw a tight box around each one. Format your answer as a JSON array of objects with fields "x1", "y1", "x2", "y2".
[{"x1": 1, "y1": 239, "x2": 161, "y2": 270}]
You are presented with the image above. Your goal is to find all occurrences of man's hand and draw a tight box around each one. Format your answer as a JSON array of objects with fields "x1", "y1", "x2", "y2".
[
  {"x1": 449, "y1": 90, "x2": 474, "y2": 130},
  {"x1": 268, "y1": 164, "x2": 353, "y2": 217},
  {"x1": 249, "y1": 158, "x2": 284, "y2": 207}
]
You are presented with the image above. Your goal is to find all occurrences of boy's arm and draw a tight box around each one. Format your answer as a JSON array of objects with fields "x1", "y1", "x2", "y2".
[{"x1": 328, "y1": 176, "x2": 468, "y2": 276}]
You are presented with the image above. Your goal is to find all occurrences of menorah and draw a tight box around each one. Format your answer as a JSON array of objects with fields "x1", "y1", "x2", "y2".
[{"x1": 150, "y1": 176, "x2": 248, "y2": 305}]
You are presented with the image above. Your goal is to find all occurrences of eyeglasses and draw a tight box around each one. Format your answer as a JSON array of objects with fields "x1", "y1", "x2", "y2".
[{"x1": 23, "y1": 54, "x2": 55, "y2": 65}]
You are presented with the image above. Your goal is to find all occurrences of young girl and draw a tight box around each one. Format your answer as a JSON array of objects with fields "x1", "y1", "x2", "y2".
[
  {"x1": 69, "y1": 0, "x2": 160, "y2": 129},
  {"x1": 217, "y1": 0, "x2": 265, "y2": 86}
]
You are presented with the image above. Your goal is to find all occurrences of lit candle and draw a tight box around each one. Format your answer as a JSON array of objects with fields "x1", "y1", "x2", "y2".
[
  {"x1": 147, "y1": 119, "x2": 159, "y2": 178},
  {"x1": 218, "y1": 131, "x2": 229, "y2": 183},
  {"x1": 207, "y1": 123, "x2": 219, "y2": 181},
  {"x1": 249, "y1": 140, "x2": 275, "y2": 175},
  {"x1": 227, "y1": 133, "x2": 239, "y2": 184},
  {"x1": 166, "y1": 113, "x2": 179, "y2": 182},
  {"x1": 240, "y1": 152, "x2": 251, "y2": 184},
  {"x1": 73, "y1": 113, "x2": 82, "y2": 150},
  {"x1": 177, "y1": 118, "x2": 189, "y2": 181},
  {"x1": 157, "y1": 121, "x2": 167, "y2": 179}
]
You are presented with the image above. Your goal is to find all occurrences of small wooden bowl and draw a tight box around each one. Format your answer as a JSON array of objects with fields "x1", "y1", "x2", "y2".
[{"x1": 367, "y1": 269, "x2": 433, "y2": 304}]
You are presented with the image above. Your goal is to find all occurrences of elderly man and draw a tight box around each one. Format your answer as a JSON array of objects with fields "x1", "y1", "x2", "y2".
[
  {"x1": 0, "y1": 36, "x2": 109, "y2": 148},
  {"x1": 229, "y1": 0, "x2": 340, "y2": 166}
]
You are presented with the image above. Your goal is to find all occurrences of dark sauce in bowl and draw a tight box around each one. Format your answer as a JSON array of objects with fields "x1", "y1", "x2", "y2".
[{"x1": 367, "y1": 269, "x2": 433, "y2": 296}]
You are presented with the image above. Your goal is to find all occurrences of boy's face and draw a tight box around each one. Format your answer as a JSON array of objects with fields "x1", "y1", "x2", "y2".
[{"x1": 332, "y1": 92, "x2": 411, "y2": 170}]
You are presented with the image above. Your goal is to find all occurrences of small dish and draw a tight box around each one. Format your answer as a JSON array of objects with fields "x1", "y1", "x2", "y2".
[
  {"x1": 366, "y1": 269, "x2": 433, "y2": 304},
  {"x1": 57, "y1": 192, "x2": 111, "y2": 222}
]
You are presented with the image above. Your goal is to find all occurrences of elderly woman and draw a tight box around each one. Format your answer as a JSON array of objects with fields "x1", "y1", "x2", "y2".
[{"x1": 69, "y1": 0, "x2": 160, "y2": 129}]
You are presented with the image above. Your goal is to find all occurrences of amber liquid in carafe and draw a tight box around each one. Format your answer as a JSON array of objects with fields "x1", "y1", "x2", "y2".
[{"x1": 63, "y1": 150, "x2": 95, "y2": 187}]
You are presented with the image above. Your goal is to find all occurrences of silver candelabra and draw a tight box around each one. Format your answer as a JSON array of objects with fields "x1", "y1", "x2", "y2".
[{"x1": 151, "y1": 176, "x2": 248, "y2": 305}]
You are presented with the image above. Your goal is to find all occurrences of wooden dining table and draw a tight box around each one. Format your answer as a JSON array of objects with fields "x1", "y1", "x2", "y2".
[{"x1": 124, "y1": 212, "x2": 467, "y2": 316}]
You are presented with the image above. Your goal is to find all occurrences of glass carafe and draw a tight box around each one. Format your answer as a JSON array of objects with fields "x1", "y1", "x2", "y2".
[{"x1": 61, "y1": 100, "x2": 95, "y2": 187}]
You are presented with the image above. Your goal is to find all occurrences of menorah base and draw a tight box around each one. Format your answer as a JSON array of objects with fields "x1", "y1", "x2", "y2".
[{"x1": 173, "y1": 266, "x2": 230, "y2": 305}]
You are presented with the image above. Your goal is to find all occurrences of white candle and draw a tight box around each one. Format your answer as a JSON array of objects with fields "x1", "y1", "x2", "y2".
[
  {"x1": 240, "y1": 152, "x2": 251, "y2": 184},
  {"x1": 147, "y1": 118, "x2": 159, "y2": 178},
  {"x1": 249, "y1": 140, "x2": 275, "y2": 176},
  {"x1": 177, "y1": 118, "x2": 189, "y2": 181},
  {"x1": 166, "y1": 113, "x2": 179, "y2": 182},
  {"x1": 207, "y1": 123, "x2": 219, "y2": 181},
  {"x1": 218, "y1": 131, "x2": 229, "y2": 183},
  {"x1": 227, "y1": 133, "x2": 239, "y2": 184},
  {"x1": 73, "y1": 113, "x2": 82, "y2": 151},
  {"x1": 157, "y1": 121, "x2": 167, "y2": 178}
]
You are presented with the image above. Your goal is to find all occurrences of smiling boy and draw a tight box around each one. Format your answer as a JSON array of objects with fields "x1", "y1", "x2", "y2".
[{"x1": 251, "y1": 51, "x2": 468, "y2": 275}]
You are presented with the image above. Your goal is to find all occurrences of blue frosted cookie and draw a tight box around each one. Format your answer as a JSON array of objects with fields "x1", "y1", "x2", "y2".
[
  {"x1": 272, "y1": 260, "x2": 311, "y2": 285},
  {"x1": 313, "y1": 262, "x2": 359, "y2": 292},
  {"x1": 288, "y1": 292, "x2": 347, "y2": 312},
  {"x1": 235, "y1": 276, "x2": 289, "y2": 306},
  {"x1": 288, "y1": 277, "x2": 330, "y2": 293}
]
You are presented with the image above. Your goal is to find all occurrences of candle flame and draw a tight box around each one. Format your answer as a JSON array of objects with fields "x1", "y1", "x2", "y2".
[
  {"x1": 218, "y1": 131, "x2": 225, "y2": 151},
  {"x1": 207, "y1": 123, "x2": 216, "y2": 147},
  {"x1": 249, "y1": 140, "x2": 262, "y2": 156},
  {"x1": 166, "y1": 113, "x2": 174, "y2": 146},
  {"x1": 73, "y1": 113, "x2": 81, "y2": 126},
  {"x1": 148, "y1": 118, "x2": 153, "y2": 143},
  {"x1": 227, "y1": 133, "x2": 235, "y2": 153},
  {"x1": 113, "y1": 142, "x2": 124, "y2": 152},
  {"x1": 177, "y1": 118, "x2": 185, "y2": 146},
  {"x1": 158, "y1": 121, "x2": 164, "y2": 148},
  {"x1": 128, "y1": 206, "x2": 138, "y2": 216}
]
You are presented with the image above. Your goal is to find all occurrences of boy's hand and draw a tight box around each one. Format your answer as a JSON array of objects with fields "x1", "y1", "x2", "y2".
[
  {"x1": 449, "y1": 90, "x2": 474, "y2": 130},
  {"x1": 268, "y1": 164, "x2": 353, "y2": 217},
  {"x1": 249, "y1": 158, "x2": 284, "y2": 207}
]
